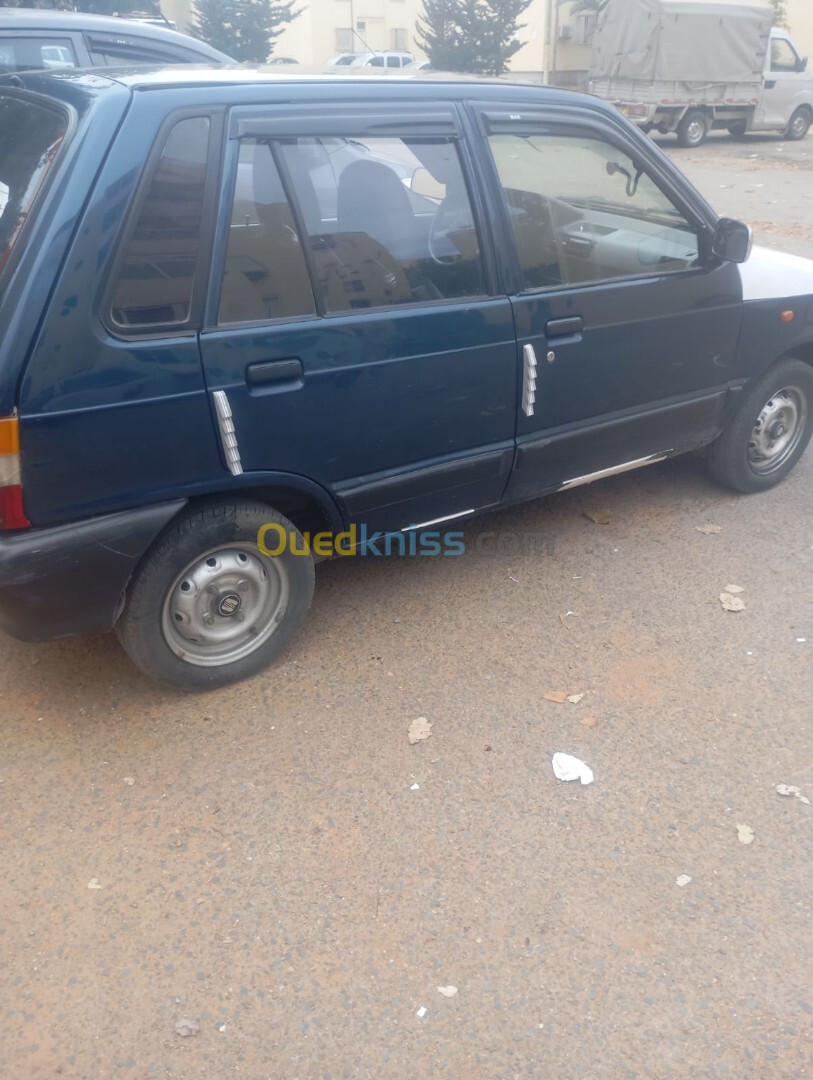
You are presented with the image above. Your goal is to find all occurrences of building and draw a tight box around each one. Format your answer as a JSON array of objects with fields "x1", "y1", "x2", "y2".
[
  {"x1": 164, "y1": 0, "x2": 593, "y2": 85},
  {"x1": 786, "y1": 0, "x2": 813, "y2": 61}
]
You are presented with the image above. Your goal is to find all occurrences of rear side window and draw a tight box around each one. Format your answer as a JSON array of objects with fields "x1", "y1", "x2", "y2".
[
  {"x1": 278, "y1": 135, "x2": 485, "y2": 313},
  {"x1": 110, "y1": 116, "x2": 210, "y2": 329},
  {"x1": 0, "y1": 36, "x2": 78, "y2": 73},
  {"x1": 0, "y1": 94, "x2": 67, "y2": 277}
]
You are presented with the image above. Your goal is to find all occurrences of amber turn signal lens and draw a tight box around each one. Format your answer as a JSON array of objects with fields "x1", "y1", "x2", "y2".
[{"x1": 780, "y1": 310, "x2": 795, "y2": 323}]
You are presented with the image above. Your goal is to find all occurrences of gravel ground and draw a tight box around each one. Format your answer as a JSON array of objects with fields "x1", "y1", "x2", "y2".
[{"x1": 1, "y1": 133, "x2": 812, "y2": 1080}]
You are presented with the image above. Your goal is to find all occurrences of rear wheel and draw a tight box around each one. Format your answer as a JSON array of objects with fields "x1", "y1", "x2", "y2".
[
  {"x1": 727, "y1": 120, "x2": 747, "y2": 138},
  {"x1": 785, "y1": 108, "x2": 811, "y2": 142},
  {"x1": 116, "y1": 500, "x2": 315, "y2": 689},
  {"x1": 707, "y1": 359, "x2": 813, "y2": 493},
  {"x1": 677, "y1": 110, "x2": 709, "y2": 148}
]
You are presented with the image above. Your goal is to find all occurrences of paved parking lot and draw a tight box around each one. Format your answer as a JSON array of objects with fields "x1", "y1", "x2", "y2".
[{"x1": 1, "y1": 133, "x2": 812, "y2": 1079}]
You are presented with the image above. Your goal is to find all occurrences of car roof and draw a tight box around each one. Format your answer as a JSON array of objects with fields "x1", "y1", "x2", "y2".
[
  {"x1": 2, "y1": 64, "x2": 622, "y2": 122},
  {"x1": 0, "y1": 8, "x2": 232, "y2": 62}
]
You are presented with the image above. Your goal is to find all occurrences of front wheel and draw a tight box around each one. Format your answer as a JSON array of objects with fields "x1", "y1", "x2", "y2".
[
  {"x1": 785, "y1": 108, "x2": 811, "y2": 142},
  {"x1": 707, "y1": 359, "x2": 813, "y2": 493},
  {"x1": 116, "y1": 500, "x2": 315, "y2": 689},
  {"x1": 676, "y1": 110, "x2": 709, "y2": 148},
  {"x1": 727, "y1": 120, "x2": 747, "y2": 139}
]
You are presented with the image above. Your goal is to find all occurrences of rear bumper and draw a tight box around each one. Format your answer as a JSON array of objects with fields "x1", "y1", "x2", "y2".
[{"x1": 0, "y1": 500, "x2": 185, "y2": 642}]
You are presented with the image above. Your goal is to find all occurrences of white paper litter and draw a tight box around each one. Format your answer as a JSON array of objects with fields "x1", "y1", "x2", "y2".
[
  {"x1": 776, "y1": 784, "x2": 810, "y2": 804},
  {"x1": 720, "y1": 592, "x2": 746, "y2": 612},
  {"x1": 551, "y1": 753, "x2": 594, "y2": 785},
  {"x1": 566, "y1": 693, "x2": 584, "y2": 705},
  {"x1": 724, "y1": 584, "x2": 744, "y2": 594},
  {"x1": 410, "y1": 783, "x2": 420, "y2": 791},
  {"x1": 415, "y1": 1006, "x2": 427, "y2": 1018},
  {"x1": 437, "y1": 986, "x2": 458, "y2": 997},
  {"x1": 737, "y1": 823, "x2": 755, "y2": 845},
  {"x1": 675, "y1": 874, "x2": 692, "y2": 888}
]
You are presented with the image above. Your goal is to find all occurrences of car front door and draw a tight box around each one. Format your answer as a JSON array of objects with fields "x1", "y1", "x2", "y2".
[
  {"x1": 756, "y1": 35, "x2": 809, "y2": 129},
  {"x1": 198, "y1": 103, "x2": 517, "y2": 534},
  {"x1": 473, "y1": 105, "x2": 745, "y2": 501}
]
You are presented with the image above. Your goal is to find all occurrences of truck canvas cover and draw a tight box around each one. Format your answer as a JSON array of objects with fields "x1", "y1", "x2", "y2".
[{"x1": 590, "y1": 0, "x2": 772, "y2": 85}]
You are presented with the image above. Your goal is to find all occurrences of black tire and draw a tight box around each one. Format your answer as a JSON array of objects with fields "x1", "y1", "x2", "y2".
[
  {"x1": 785, "y1": 107, "x2": 811, "y2": 142},
  {"x1": 707, "y1": 359, "x2": 813, "y2": 494},
  {"x1": 727, "y1": 120, "x2": 747, "y2": 139},
  {"x1": 676, "y1": 110, "x2": 710, "y2": 148},
  {"x1": 116, "y1": 500, "x2": 315, "y2": 689}
]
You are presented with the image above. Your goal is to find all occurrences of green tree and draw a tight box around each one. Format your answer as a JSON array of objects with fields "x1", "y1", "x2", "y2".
[
  {"x1": 416, "y1": 0, "x2": 532, "y2": 76},
  {"x1": 192, "y1": 0, "x2": 299, "y2": 63},
  {"x1": 770, "y1": 0, "x2": 789, "y2": 30}
]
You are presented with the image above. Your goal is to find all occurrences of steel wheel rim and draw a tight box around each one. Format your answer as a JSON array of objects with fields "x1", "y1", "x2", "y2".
[
  {"x1": 747, "y1": 387, "x2": 807, "y2": 475},
  {"x1": 161, "y1": 543, "x2": 289, "y2": 667},
  {"x1": 791, "y1": 115, "x2": 807, "y2": 138},
  {"x1": 686, "y1": 119, "x2": 704, "y2": 143}
]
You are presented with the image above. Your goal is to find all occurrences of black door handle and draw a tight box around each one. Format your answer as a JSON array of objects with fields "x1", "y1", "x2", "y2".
[
  {"x1": 545, "y1": 317, "x2": 583, "y2": 340},
  {"x1": 246, "y1": 358, "x2": 303, "y2": 386}
]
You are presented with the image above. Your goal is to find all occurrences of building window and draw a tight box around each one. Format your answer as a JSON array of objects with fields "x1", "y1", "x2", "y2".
[
  {"x1": 391, "y1": 28, "x2": 408, "y2": 50},
  {"x1": 335, "y1": 28, "x2": 353, "y2": 51}
]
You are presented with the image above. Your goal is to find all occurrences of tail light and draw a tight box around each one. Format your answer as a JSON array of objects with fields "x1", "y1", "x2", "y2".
[{"x1": 0, "y1": 416, "x2": 30, "y2": 530}]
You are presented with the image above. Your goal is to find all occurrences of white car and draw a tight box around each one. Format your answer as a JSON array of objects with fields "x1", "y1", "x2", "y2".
[{"x1": 348, "y1": 52, "x2": 414, "y2": 69}]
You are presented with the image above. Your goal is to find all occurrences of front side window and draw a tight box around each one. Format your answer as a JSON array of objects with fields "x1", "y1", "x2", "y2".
[
  {"x1": 110, "y1": 116, "x2": 210, "y2": 329},
  {"x1": 771, "y1": 38, "x2": 799, "y2": 73},
  {"x1": 488, "y1": 132, "x2": 700, "y2": 290},
  {"x1": 276, "y1": 135, "x2": 485, "y2": 313},
  {"x1": 0, "y1": 94, "x2": 67, "y2": 278}
]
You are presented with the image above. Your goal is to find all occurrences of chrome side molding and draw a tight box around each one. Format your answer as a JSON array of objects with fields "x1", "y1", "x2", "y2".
[
  {"x1": 521, "y1": 343, "x2": 537, "y2": 418},
  {"x1": 212, "y1": 390, "x2": 243, "y2": 476},
  {"x1": 558, "y1": 451, "x2": 672, "y2": 491}
]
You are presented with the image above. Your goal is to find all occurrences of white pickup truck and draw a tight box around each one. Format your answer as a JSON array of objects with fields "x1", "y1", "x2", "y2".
[{"x1": 589, "y1": 0, "x2": 813, "y2": 147}]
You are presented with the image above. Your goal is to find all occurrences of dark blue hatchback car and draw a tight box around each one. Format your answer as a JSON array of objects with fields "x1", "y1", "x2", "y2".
[{"x1": 0, "y1": 68, "x2": 812, "y2": 687}]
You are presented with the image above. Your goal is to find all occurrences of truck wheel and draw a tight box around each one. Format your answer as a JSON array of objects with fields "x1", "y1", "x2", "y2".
[
  {"x1": 785, "y1": 108, "x2": 811, "y2": 142},
  {"x1": 727, "y1": 120, "x2": 747, "y2": 139},
  {"x1": 116, "y1": 500, "x2": 315, "y2": 689},
  {"x1": 707, "y1": 359, "x2": 813, "y2": 493},
  {"x1": 676, "y1": 110, "x2": 709, "y2": 148}
]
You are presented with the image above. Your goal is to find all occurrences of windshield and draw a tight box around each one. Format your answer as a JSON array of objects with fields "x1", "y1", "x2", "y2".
[{"x1": 0, "y1": 94, "x2": 67, "y2": 277}]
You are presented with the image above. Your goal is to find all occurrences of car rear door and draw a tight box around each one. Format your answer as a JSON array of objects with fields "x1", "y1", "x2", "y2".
[
  {"x1": 471, "y1": 103, "x2": 745, "y2": 501},
  {"x1": 198, "y1": 102, "x2": 518, "y2": 533}
]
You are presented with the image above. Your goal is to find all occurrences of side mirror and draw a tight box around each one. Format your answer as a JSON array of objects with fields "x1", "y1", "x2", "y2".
[{"x1": 711, "y1": 217, "x2": 753, "y2": 263}]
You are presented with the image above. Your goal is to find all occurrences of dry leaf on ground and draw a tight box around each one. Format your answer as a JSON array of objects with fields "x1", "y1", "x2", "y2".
[
  {"x1": 584, "y1": 510, "x2": 612, "y2": 525},
  {"x1": 407, "y1": 716, "x2": 432, "y2": 744},
  {"x1": 579, "y1": 716, "x2": 598, "y2": 728},
  {"x1": 696, "y1": 525, "x2": 723, "y2": 534},
  {"x1": 720, "y1": 593, "x2": 746, "y2": 612},
  {"x1": 544, "y1": 691, "x2": 569, "y2": 703}
]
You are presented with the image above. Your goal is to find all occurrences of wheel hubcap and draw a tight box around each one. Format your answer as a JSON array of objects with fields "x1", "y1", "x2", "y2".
[
  {"x1": 162, "y1": 544, "x2": 289, "y2": 666},
  {"x1": 748, "y1": 387, "x2": 807, "y2": 475},
  {"x1": 687, "y1": 120, "x2": 704, "y2": 142}
]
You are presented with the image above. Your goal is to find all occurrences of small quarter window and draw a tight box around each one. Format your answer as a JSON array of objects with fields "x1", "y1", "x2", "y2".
[
  {"x1": 110, "y1": 116, "x2": 210, "y2": 329},
  {"x1": 217, "y1": 140, "x2": 316, "y2": 324}
]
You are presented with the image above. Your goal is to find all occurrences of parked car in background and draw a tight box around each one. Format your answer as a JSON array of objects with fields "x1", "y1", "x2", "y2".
[
  {"x1": 1, "y1": 68, "x2": 812, "y2": 688},
  {"x1": 405, "y1": 60, "x2": 433, "y2": 72},
  {"x1": 325, "y1": 52, "x2": 358, "y2": 67},
  {"x1": 348, "y1": 51, "x2": 414, "y2": 69},
  {"x1": 0, "y1": 9, "x2": 232, "y2": 73},
  {"x1": 267, "y1": 56, "x2": 299, "y2": 65},
  {"x1": 590, "y1": 0, "x2": 813, "y2": 146}
]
